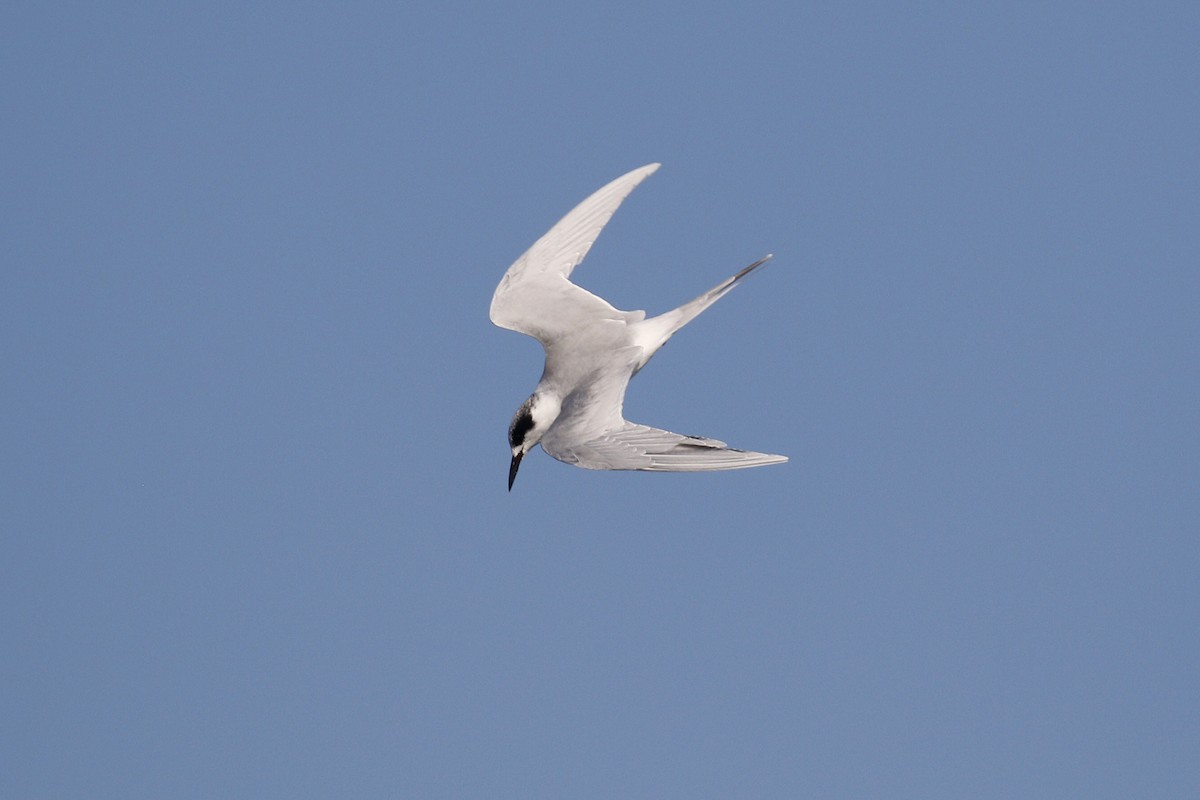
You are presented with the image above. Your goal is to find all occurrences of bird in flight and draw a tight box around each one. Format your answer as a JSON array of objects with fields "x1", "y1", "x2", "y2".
[{"x1": 491, "y1": 163, "x2": 787, "y2": 490}]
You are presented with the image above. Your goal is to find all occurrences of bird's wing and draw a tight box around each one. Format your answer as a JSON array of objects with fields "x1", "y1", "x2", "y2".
[
  {"x1": 543, "y1": 420, "x2": 789, "y2": 472},
  {"x1": 540, "y1": 348, "x2": 787, "y2": 472},
  {"x1": 490, "y1": 163, "x2": 660, "y2": 341}
]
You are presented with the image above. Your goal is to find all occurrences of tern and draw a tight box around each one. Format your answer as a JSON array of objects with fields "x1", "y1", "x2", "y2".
[{"x1": 491, "y1": 163, "x2": 788, "y2": 490}]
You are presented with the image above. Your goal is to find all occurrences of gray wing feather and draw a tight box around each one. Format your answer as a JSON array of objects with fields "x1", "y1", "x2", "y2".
[
  {"x1": 490, "y1": 164, "x2": 660, "y2": 337},
  {"x1": 543, "y1": 421, "x2": 788, "y2": 472}
]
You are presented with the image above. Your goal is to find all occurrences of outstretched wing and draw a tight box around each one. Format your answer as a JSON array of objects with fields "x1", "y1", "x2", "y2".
[
  {"x1": 543, "y1": 421, "x2": 789, "y2": 472},
  {"x1": 489, "y1": 163, "x2": 660, "y2": 342},
  {"x1": 538, "y1": 345, "x2": 788, "y2": 472}
]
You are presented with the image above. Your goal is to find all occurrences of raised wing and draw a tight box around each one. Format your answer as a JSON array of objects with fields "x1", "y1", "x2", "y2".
[
  {"x1": 543, "y1": 421, "x2": 789, "y2": 472},
  {"x1": 490, "y1": 163, "x2": 660, "y2": 339}
]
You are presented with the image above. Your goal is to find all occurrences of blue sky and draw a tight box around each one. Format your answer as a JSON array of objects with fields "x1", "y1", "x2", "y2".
[{"x1": 3, "y1": 2, "x2": 1197, "y2": 797}]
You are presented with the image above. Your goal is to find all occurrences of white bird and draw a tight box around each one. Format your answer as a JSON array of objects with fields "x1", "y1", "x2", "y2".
[{"x1": 491, "y1": 163, "x2": 788, "y2": 490}]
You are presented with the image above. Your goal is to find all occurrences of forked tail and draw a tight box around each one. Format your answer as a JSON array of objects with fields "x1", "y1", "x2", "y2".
[{"x1": 630, "y1": 254, "x2": 774, "y2": 371}]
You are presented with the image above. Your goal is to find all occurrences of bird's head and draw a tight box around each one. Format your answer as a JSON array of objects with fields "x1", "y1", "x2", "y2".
[{"x1": 507, "y1": 391, "x2": 561, "y2": 491}]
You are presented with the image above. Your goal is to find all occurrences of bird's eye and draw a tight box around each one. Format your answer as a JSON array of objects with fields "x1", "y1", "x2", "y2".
[{"x1": 509, "y1": 409, "x2": 535, "y2": 448}]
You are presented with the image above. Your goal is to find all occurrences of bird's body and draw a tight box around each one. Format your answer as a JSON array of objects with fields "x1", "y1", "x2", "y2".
[{"x1": 491, "y1": 163, "x2": 787, "y2": 489}]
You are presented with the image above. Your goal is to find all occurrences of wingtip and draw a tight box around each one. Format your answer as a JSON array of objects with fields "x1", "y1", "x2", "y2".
[{"x1": 735, "y1": 450, "x2": 788, "y2": 467}]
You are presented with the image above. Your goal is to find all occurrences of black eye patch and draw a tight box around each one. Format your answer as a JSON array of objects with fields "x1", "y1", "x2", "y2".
[{"x1": 509, "y1": 406, "x2": 535, "y2": 448}]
